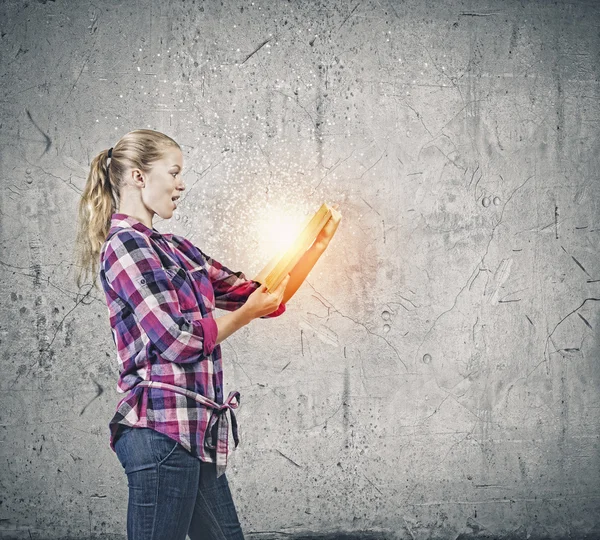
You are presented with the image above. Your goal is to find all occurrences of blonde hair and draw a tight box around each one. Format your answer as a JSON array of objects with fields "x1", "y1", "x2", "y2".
[{"x1": 73, "y1": 129, "x2": 180, "y2": 289}]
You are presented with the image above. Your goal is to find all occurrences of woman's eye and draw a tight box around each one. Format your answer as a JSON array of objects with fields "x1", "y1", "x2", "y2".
[{"x1": 172, "y1": 172, "x2": 178, "y2": 177}]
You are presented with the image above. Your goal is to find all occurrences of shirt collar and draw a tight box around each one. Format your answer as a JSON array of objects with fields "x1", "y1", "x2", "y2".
[{"x1": 108, "y1": 213, "x2": 162, "y2": 239}]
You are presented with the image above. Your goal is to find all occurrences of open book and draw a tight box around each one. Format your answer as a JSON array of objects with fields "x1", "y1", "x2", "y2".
[{"x1": 253, "y1": 203, "x2": 335, "y2": 292}]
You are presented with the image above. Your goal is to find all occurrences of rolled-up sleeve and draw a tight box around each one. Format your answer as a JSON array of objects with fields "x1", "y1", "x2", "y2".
[
  {"x1": 201, "y1": 251, "x2": 286, "y2": 319},
  {"x1": 103, "y1": 230, "x2": 218, "y2": 362}
]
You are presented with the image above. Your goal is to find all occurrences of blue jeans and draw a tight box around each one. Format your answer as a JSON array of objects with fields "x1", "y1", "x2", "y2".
[{"x1": 114, "y1": 426, "x2": 245, "y2": 540}]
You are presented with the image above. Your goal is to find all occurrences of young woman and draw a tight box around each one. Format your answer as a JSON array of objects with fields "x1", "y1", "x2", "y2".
[{"x1": 74, "y1": 129, "x2": 341, "y2": 540}]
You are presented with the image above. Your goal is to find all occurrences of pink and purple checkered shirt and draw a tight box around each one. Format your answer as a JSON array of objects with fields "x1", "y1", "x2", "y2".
[{"x1": 99, "y1": 213, "x2": 285, "y2": 476}]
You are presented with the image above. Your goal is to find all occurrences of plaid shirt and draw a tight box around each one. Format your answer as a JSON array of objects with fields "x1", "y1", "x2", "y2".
[{"x1": 99, "y1": 213, "x2": 285, "y2": 475}]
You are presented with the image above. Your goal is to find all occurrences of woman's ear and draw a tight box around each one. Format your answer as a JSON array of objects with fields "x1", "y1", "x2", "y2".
[{"x1": 129, "y1": 169, "x2": 145, "y2": 188}]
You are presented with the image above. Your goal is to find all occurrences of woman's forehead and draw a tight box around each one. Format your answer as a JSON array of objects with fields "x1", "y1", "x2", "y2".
[{"x1": 162, "y1": 147, "x2": 183, "y2": 167}]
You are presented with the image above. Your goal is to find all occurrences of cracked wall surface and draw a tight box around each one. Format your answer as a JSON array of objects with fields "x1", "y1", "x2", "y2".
[{"x1": 1, "y1": 0, "x2": 599, "y2": 539}]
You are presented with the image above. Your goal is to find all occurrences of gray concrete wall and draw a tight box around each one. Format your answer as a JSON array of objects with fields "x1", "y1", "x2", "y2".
[{"x1": 1, "y1": 0, "x2": 599, "y2": 538}]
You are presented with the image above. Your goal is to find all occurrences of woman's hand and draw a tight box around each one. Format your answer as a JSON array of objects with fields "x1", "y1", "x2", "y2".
[
  {"x1": 314, "y1": 203, "x2": 342, "y2": 251},
  {"x1": 244, "y1": 275, "x2": 290, "y2": 319}
]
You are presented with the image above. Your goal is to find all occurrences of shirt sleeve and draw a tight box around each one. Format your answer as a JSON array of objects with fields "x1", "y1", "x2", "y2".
[
  {"x1": 102, "y1": 230, "x2": 219, "y2": 363},
  {"x1": 201, "y1": 251, "x2": 286, "y2": 319}
]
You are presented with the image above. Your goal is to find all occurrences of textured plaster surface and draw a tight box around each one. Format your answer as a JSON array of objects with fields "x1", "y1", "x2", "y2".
[{"x1": 1, "y1": 0, "x2": 599, "y2": 539}]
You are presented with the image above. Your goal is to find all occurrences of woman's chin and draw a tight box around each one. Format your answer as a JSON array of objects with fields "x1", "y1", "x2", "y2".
[{"x1": 156, "y1": 208, "x2": 174, "y2": 220}]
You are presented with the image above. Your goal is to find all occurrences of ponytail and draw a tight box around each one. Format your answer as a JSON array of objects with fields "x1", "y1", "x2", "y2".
[
  {"x1": 73, "y1": 148, "x2": 115, "y2": 289},
  {"x1": 73, "y1": 129, "x2": 180, "y2": 289}
]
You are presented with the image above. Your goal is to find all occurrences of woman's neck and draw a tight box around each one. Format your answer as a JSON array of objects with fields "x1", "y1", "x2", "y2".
[{"x1": 117, "y1": 203, "x2": 153, "y2": 229}]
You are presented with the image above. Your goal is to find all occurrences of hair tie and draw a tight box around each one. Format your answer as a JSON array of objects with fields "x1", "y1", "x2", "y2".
[{"x1": 104, "y1": 148, "x2": 112, "y2": 191}]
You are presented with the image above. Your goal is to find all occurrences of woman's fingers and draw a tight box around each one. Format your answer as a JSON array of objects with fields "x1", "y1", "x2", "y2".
[
  {"x1": 276, "y1": 275, "x2": 290, "y2": 293},
  {"x1": 273, "y1": 275, "x2": 290, "y2": 301}
]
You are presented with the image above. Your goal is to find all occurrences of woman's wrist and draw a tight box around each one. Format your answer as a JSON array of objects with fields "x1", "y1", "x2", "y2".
[
  {"x1": 214, "y1": 305, "x2": 254, "y2": 346},
  {"x1": 236, "y1": 303, "x2": 256, "y2": 325}
]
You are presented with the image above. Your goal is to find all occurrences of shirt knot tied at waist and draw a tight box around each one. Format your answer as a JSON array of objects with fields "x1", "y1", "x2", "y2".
[{"x1": 137, "y1": 380, "x2": 240, "y2": 477}]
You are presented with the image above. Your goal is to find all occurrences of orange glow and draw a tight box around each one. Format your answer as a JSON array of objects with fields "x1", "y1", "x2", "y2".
[{"x1": 253, "y1": 205, "x2": 311, "y2": 263}]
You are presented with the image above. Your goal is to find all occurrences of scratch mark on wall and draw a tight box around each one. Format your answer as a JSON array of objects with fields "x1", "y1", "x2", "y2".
[
  {"x1": 403, "y1": 101, "x2": 433, "y2": 137},
  {"x1": 544, "y1": 297, "x2": 600, "y2": 366},
  {"x1": 561, "y1": 245, "x2": 592, "y2": 277},
  {"x1": 59, "y1": 35, "x2": 99, "y2": 118},
  {"x1": 222, "y1": 341, "x2": 253, "y2": 385},
  {"x1": 299, "y1": 320, "x2": 338, "y2": 347},
  {"x1": 275, "y1": 449, "x2": 302, "y2": 468},
  {"x1": 578, "y1": 313, "x2": 593, "y2": 330},
  {"x1": 388, "y1": 294, "x2": 419, "y2": 310},
  {"x1": 402, "y1": 517, "x2": 417, "y2": 540},
  {"x1": 359, "y1": 196, "x2": 381, "y2": 216},
  {"x1": 459, "y1": 11, "x2": 502, "y2": 17},
  {"x1": 488, "y1": 258, "x2": 513, "y2": 304},
  {"x1": 305, "y1": 284, "x2": 407, "y2": 370},
  {"x1": 25, "y1": 109, "x2": 51, "y2": 154},
  {"x1": 472, "y1": 316, "x2": 479, "y2": 343},
  {"x1": 468, "y1": 163, "x2": 480, "y2": 188},
  {"x1": 570, "y1": 255, "x2": 591, "y2": 278},
  {"x1": 302, "y1": 401, "x2": 344, "y2": 431},
  {"x1": 281, "y1": 360, "x2": 291, "y2": 372},
  {"x1": 241, "y1": 37, "x2": 273, "y2": 65},
  {"x1": 180, "y1": 162, "x2": 219, "y2": 204},
  {"x1": 274, "y1": 88, "x2": 316, "y2": 127},
  {"x1": 420, "y1": 395, "x2": 450, "y2": 424},
  {"x1": 338, "y1": 3, "x2": 361, "y2": 32},
  {"x1": 40, "y1": 285, "x2": 94, "y2": 362},
  {"x1": 79, "y1": 375, "x2": 104, "y2": 416},
  {"x1": 436, "y1": 423, "x2": 479, "y2": 468},
  {"x1": 343, "y1": 367, "x2": 350, "y2": 445},
  {"x1": 358, "y1": 149, "x2": 386, "y2": 180},
  {"x1": 362, "y1": 473, "x2": 383, "y2": 496}
]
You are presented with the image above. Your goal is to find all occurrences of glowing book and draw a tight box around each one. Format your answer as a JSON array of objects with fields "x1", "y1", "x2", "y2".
[{"x1": 253, "y1": 203, "x2": 334, "y2": 292}]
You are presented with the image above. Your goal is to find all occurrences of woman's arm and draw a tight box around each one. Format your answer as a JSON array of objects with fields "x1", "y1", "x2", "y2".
[
  {"x1": 214, "y1": 276, "x2": 289, "y2": 345},
  {"x1": 213, "y1": 305, "x2": 254, "y2": 346},
  {"x1": 175, "y1": 235, "x2": 286, "y2": 318}
]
